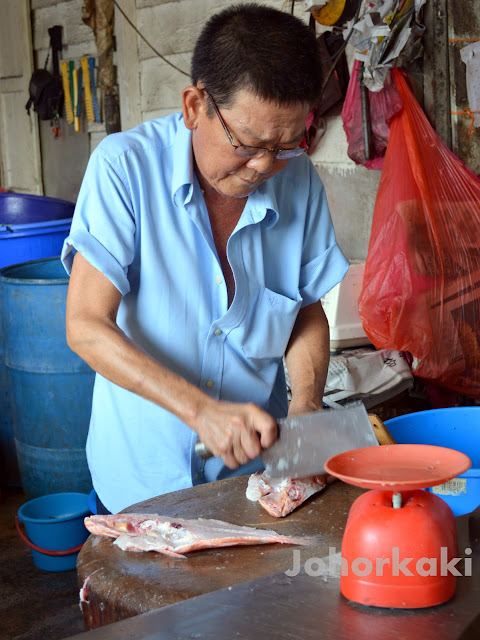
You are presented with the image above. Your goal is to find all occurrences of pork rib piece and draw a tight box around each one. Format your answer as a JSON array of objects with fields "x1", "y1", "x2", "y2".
[
  {"x1": 84, "y1": 513, "x2": 312, "y2": 558},
  {"x1": 246, "y1": 472, "x2": 335, "y2": 517}
]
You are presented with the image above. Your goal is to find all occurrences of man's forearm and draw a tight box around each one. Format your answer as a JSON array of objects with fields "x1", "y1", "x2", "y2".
[{"x1": 284, "y1": 300, "x2": 330, "y2": 414}]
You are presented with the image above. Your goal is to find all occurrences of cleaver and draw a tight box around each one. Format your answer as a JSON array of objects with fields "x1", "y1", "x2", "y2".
[{"x1": 195, "y1": 402, "x2": 379, "y2": 478}]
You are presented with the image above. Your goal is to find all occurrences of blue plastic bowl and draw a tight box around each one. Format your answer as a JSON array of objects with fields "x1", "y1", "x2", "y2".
[
  {"x1": 17, "y1": 492, "x2": 91, "y2": 571},
  {"x1": 385, "y1": 408, "x2": 480, "y2": 516}
]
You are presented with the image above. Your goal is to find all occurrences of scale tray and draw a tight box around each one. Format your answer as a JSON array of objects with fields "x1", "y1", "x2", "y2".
[{"x1": 324, "y1": 444, "x2": 471, "y2": 491}]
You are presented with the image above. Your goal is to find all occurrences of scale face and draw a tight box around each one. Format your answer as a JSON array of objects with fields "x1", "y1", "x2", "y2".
[
  {"x1": 324, "y1": 444, "x2": 471, "y2": 491},
  {"x1": 324, "y1": 444, "x2": 472, "y2": 610}
]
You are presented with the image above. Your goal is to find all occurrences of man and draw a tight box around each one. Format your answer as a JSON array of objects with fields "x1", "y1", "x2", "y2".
[{"x1": 62, "y1": 3, "x2": 349, "y2": 514}]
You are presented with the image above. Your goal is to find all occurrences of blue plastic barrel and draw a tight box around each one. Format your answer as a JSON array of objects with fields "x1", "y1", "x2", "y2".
[
  {"x1": 0, "y1": 257, "x2": 95, "y2": 498},
  {"x1": 385, "y1": 407, "x2": 480, "y2": 516},
  {"x1": 16, "y1": 492, "x2": 91, "y2": 571},
  {"x1": 0, "y1": 193, "x2": 75, "y2": 486}
]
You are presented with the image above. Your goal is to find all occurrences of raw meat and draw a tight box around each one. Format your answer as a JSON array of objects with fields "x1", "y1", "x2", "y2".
[
  {"x1": 84, "y1": 513, "x2": 312, "y2": 558},
  {"x1": 246, "y1": 472, "x2": 334, "y2": 517}
]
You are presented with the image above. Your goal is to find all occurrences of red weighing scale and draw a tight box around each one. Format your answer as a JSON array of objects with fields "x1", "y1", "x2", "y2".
[{"x1": 324, "y1": 444, "x2": 471, "y2": 609}]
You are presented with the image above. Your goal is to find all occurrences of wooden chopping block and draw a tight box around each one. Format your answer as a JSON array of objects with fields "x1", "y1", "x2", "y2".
[{"x1": 77, "y1": 475, "x2": 364, "y2": 630}]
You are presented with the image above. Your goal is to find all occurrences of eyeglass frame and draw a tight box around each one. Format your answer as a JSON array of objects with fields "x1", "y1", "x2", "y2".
[{"x1": 202, "y1": 88, "x2": 310, "y2": 160}]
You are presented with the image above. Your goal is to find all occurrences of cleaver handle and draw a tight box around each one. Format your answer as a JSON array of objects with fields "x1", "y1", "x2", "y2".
[
  {"x1": 195, "y1": 441, "x2": 213, "y2": 460},
  {"x1": 368, "y1": 414, "x2": 396, "y2": 445}
]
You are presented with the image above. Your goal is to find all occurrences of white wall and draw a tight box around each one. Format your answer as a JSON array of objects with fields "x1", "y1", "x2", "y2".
[{"x1": 310, "y1": 125, "x2": 380, "y2": 262}]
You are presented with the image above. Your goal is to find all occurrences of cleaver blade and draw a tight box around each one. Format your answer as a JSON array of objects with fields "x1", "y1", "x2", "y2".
[{"x1": 262, "y1": 403, "x2": 378, "y2": 479}]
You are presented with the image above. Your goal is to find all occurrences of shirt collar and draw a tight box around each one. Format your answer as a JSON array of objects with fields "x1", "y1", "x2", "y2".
[
  {"x1": 171, "y1": 116, "x2": 195, "y2": 207},
  {"x1": 246, "y1": 180, "x2": 280, "y2": 229}
]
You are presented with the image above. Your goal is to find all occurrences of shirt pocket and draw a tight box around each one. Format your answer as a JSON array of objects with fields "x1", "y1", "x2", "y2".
[{"x1": 241, "y1": 287, "x2": 302, "y2": 363}]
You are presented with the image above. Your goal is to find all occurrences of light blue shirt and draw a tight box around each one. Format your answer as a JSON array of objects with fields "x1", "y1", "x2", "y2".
[{"x1": 62, "y1": 113, "x2": 348, "y2": 513}]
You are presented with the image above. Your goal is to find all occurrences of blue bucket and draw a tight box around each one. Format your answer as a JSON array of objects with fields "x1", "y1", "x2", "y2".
[
  {"x1": 16, "y1": 492, "x2": 91, "y2": 571},
  {"x1": 0, "y1": 257, "x2": 95, "y2": 498},
  {"x1": 0, "y1": 193, "x2": 75, "y2": 486},
  {"x1": 385, "y1": 408, "x2": 480, "y2": 516}
]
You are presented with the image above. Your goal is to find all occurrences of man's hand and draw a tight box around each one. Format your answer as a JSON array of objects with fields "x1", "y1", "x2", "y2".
[{"x1": 193, "y1": 400, "x2": 278, "y2": 469}]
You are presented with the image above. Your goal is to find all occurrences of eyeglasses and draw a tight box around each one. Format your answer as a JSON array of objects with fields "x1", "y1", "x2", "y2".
[{"x1": 202, "y1": 89, "x2": 309, "y2": 160}]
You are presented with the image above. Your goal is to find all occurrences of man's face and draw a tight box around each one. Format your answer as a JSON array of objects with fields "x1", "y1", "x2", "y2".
[{"x1": 186, "y1": 87, "x2": 311, "y2": 199}]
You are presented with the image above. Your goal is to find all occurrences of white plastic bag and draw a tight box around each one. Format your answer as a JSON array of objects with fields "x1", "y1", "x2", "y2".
[{"x1": 460, "y1": 41, "x2": 480, "y2": 129}]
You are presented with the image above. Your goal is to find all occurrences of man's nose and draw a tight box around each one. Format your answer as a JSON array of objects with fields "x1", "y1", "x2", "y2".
[{"x1": 245, "y1": 151, "x2": 276, "y2": 174}]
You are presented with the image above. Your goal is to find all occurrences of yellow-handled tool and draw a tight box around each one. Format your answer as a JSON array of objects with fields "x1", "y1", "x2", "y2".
[
  {"x1": 81, "y1": 57, "x2": 95, "y2": 123},
  {"x1": 73, "y1": 68, "x2": 80, "y2": 132},
  {"x1": 61, "y1": 60, "x2": 74, "y2": 124}
]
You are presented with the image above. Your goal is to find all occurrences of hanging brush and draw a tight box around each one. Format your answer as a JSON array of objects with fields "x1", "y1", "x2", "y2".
[
  {"x1": 73, "y1": 67, "x2": 80, "y2": 132},
  {"x1": 68, "y1": 60, "x2": 74, "y2": 111},
  {"x1": 61, "y1": 60, "x2": 74, "y2": 124},
  {"x1": 77, "y1": 65, "x2": 83, "y2": 124},
  {"x1": 81, "y1": 57, "x2": 95, "y2": 122},
  {"x1": 89, "y1": 57, "x2": 101, "y2": 123}
]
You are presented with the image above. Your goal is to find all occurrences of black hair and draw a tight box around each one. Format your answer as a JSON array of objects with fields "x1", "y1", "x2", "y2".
[{"x1": 191, "y1": 3, "x2": 322, "y2": 113}]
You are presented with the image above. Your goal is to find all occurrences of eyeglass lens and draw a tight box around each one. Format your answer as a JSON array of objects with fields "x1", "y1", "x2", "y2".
[{"x1": 235, "y1": 146, "x2": 307, "y2": 159}]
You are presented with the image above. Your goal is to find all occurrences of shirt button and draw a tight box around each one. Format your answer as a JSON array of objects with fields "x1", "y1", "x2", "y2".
[
  {"x1": 214, "y1": 328, "x2": 222, "y2": 336},
  {"x1": 206, "y1": 380, "x2": 214, "y2": 388},
  {"x1": 215, "y1": 276, "x2": 223, "y2": 284}
]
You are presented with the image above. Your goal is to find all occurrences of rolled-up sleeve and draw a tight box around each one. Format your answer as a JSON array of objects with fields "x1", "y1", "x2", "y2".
[
  {"x1": 299, "y1": 243, "x2": 349, "y2": 307},
  {"x1": 61, "y1": 145, "x2": 136, "y2": 296},
  {"x1": 298, "y1": 179, "x2": 349, "y2": 307}
]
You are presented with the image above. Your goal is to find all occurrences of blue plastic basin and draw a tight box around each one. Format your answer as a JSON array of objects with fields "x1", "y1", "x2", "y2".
[
  {"x1": 385, "y1": 408, "x2": 480, "y2": 516},
  {"x1": 0, "y1": 193, "x2": 74, "y2": 270},
  {"x1": 0, "y1": 192, "x2": 74, "y2": 225}
]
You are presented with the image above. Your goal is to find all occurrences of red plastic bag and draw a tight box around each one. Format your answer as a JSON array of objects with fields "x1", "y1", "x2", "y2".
[
  {"x1": 358, "y1": 68, "x2": 480, "y2": 398},
  {"x1": 341, "y1": 61, "x2": 402, "y2": 170}
]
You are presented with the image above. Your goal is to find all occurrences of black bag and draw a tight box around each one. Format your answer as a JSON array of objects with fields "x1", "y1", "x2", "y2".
[
  {"x1": 25, "y1": 69, "x2": 64, "y2": 120},
  {"x1": 26, "y1": 25, "x2": 64, "y2": 121}
]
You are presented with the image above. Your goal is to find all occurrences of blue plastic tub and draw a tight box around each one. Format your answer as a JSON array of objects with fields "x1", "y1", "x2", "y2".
[
  {"x1": 0, "y1": 219, "x2": 72, "y2": 269},
  {"x1": 385, "y1": 408, "x2": 480, "y2": 516},
  {"x1": 0, "y1": 257, "x2": 95, "y2": 498},
  {"x1": 0, "y1": 192, "x2": 74, "y2": 269},
  {"x1": 0, "y1": 192, "x2": 74, "y2": 224},
  {"x1": 16, "y1": 492, "x2": 91, "y2": 571}
]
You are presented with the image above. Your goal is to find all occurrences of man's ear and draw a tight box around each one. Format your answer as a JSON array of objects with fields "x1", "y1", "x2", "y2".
[{"x1": 182, "y1": 86, "x2": 205, "y2": 130}]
